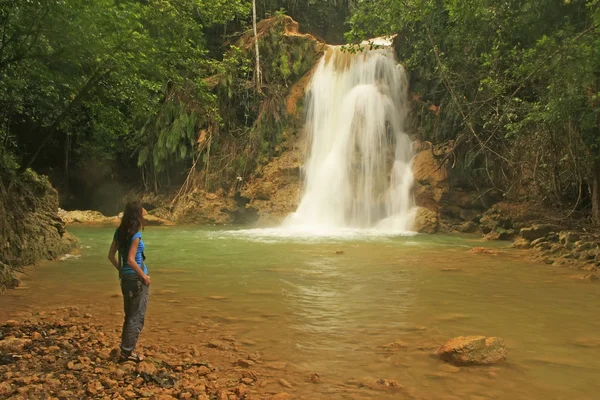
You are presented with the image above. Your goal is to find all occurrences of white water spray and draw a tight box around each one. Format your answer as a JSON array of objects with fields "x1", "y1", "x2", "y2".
[{"x1": 284, "y1": 44, "x2": 416, "y2": 233}]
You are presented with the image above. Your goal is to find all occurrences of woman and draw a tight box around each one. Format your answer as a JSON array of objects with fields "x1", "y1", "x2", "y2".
[{"x1": 108, "y1": 200, "x2": 151, "y2": 362}]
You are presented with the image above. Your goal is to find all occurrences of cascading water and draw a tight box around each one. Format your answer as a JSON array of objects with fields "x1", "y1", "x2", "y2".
[{"x1": 284, "y1": 42, "x2": 416, "y2": 233}]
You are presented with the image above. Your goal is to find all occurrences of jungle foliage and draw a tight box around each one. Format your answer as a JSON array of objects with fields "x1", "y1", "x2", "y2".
[{"x1": 348, "y1": 0, "x2": 600, "y2": 220}]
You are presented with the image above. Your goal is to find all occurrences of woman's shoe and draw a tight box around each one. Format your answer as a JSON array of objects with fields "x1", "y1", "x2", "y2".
[{"x1": 118, "y1": 351, "x2": 144, "y2": 363}]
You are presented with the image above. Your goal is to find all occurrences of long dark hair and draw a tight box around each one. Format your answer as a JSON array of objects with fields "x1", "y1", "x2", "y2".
[{"x1": 117, "y1": 200, "x2": 144, "y2": 251}]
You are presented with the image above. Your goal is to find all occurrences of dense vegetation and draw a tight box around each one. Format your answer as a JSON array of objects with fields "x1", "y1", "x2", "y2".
[
  {"x1": 1, "y1": 0, "x2": 599, "y2": 223},
  {"x1": 0, "y1": 0, "x2": 344, "y2": 212},
  {"x1": 348, "y1": 0, "x2": 600, "y2": 222}
]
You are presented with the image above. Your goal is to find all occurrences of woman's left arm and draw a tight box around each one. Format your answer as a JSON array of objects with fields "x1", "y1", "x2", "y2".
[{"x1": 108, "y1": 240, "x2": 120, "y2": 271}]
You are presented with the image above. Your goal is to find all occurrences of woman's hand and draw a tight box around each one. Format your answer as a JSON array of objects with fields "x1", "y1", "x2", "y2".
[{"x1": 142, "y1": 274, "x2": 151, "y2": 286}]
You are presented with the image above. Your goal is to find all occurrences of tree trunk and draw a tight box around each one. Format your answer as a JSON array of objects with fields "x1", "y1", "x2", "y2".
[
  {"x1": 592, "y1": 160, "x2": 600, "y2": 225},
  {"x1": 252, "y1": 0, "x2": 262, "y2": 92}
]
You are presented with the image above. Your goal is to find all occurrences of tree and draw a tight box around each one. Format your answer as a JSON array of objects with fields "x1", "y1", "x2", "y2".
[{"x1": 252, "y1": 0, "x2": 262, "y2": 92}]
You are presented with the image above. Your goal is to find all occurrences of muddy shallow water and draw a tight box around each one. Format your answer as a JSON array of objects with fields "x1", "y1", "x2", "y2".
[{"x1": 2, "y1": 226, "x2": 599, "y2": 399}]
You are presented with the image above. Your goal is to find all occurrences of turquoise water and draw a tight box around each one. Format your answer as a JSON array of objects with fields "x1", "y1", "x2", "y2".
[{"x1": 2, "y1": 226, "x2": 600, "y2": 399}]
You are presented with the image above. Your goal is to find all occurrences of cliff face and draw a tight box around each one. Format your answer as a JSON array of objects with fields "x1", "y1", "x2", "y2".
[{"x1": 0, "y1": 170, "x2": 77, "y2": 290}]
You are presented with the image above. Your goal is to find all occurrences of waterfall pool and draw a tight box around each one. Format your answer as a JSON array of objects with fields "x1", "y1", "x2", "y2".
[{"x1": 1, "y1": 226, "x2": 599, "y2": 400}]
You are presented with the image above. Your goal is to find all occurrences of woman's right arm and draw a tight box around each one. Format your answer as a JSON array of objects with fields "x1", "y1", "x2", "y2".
[
  {"x1": 127, "y1": 238, "x2": 151, "y2": 285},
  {"x1": 108, "y1": 240, "x2": 120, "y2": 271}
]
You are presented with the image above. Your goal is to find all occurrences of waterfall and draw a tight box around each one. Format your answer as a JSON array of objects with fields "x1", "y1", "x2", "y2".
[{"x1": 284, "y1": 43, "x2": 416, "y2": 233}]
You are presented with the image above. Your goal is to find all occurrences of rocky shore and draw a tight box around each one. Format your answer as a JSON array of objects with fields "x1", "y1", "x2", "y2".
[
  {"x1": 58, "y1": 210, "x2": 174, "y2": 227},
  {"x1": 0, "y1": 308, "x2": 296, "y2": 400}
]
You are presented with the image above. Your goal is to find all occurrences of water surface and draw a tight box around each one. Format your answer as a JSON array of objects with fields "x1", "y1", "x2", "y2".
[{"x1": 2, "y1": 226, "x2": 599, "y2": 400}]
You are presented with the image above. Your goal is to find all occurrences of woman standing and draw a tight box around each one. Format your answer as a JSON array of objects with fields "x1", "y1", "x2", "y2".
[{"x1": 108, "y1": 200, "x2": 151, "y2": 362}]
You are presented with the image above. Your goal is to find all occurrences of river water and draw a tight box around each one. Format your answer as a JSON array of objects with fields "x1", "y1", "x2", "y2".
[{"x1": 1, "y1": 226, "x2": 599, "y2": 400}]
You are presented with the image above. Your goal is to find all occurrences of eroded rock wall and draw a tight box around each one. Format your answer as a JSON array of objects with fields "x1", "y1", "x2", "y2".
[{"x1": 0, "y1": 171, "x2": 77, "y2": 289}]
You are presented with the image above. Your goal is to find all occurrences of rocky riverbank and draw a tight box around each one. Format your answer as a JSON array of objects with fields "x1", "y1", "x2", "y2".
[
  {"x1": 0, "y1": 308, "x2": 297, "y2": 400},
  {"x1": 58, "y1": 210, "x2": 174, "y2": 227},
  {"x1": 0, "y1": 307, "x2": 433, "y2": 400}
]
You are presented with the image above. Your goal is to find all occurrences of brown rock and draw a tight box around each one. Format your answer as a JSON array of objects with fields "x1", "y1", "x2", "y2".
[
  {"x1": 207, "y1": 340, "x2": 229, "y2": 350},
  {"x1": 437, "y1": 336, "x2": 507, "y2": 365},
  {"x1": 123, "y1": 390, "x2": 137, "y2": 399},
  {"x1": 86, "y1": 380, "x2": 104, "y2": 396},
  {"x1": 0, "y1": 338, "x2": 32, "y2": 353},
  {"x1": 414, "y1": 207, "x2": 439, "y2": 234},
  {"x1": 31, "y1": 331, "x2": 42, "y2": 341},
  {"x1": 412, "y1": 146, "x2": 449, "y2": 185},
  {"x1": 237, "y1": 358, "x2": 255, "y2": 368},
  {"x1": 520, "y1": 225, "x2": 555, "y2": 241},
  {"x1": 241, "y1": 377, "x2": 254, "y2": 385},
  {"x1": 278, "y1": 378, "x2": 292, "y2": 388},
  {"x1": 235, "y1": 385, "x2": 250, "y2": 397},
  {"x1": 197, "y1": 365, "x2": 211, "y2": 376},
  {"x1": 459, "y1": 221, "x2": 479, "y2": 233},
  {"x1": 0, "y1": 382, "x2": 13, "y2": 396},
  {"x1": 137, "y1": 361, "x2": 157, "y2": 375},
  {"x1": 511, "y1": 237, "x2": 531, "y2": 249},
  {"x1": 376, "y1": 379, "x2": 401, "y2": 388},
  {"x1": 5, "y1": 320, "x2": 20, "y2": 327}
]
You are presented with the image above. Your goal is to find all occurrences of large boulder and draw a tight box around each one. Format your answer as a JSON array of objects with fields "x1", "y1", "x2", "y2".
[
  {"x1": 437, "y1": 336, "x2": 507, "y2": 365},
  {"x1": 413, "y1": 207, "x2": 439, "y2": 234}
]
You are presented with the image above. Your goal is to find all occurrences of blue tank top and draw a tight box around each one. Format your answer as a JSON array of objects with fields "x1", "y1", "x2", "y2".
[{"x1": 114, "y1": 230, "x2": 147, "y2": 276}]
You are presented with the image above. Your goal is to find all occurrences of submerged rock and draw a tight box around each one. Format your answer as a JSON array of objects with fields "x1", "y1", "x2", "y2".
[
  {"x1": 437, "y1": 336, "x2": 507, "y2": 365},
  {"x1": 511, "y1": 237, "x2": 531, "y2": 249}
]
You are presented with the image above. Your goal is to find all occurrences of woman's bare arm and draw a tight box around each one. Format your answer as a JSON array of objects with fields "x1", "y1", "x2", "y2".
[{"x1": 108, "y1": 240, "x2": 120, "y2": 271}]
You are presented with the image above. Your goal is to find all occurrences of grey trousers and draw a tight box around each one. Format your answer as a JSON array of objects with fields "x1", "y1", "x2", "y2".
[{"x1": 120, "y1": 278, "x2": 149, "y2": 354}]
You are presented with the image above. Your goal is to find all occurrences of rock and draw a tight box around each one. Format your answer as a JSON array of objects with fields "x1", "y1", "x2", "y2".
[
  {"x1": 237, "y1": 358, "x2": 254, "y2": 368},
  {"x1": 278, "y1": 378, "x2": 293, "y2": 388},
  {"x1": 5, "y1": 320, "x2": 20, "y2": 327},
  {"x1": 414, "y1": 207, "x2": 439, "y2": 234},
  {"x1": 520, "y1": 225, "x2": 555, "y2": 241},
  {"x1": 459, "y1": 221, "x2": 479, "y2": 233},
  {"x1": 207, "y1": 340, "x2": 229, "y2": 350},
  {"x1": 235, "y1": 385, "x2": 250, "y2": 397},
  {"x1": 310, "y1": 373, "x2": 321, "y2": 383},
  {"x1": 137, "y1": 361, "x2": 157, "y2": 375},
  {"x1": 31, "y1": 332, "x2": 42, "y2": 341},
  {"x1": 511, "y1": 237, "x2": 531, "y2": 249},
  {"x1": 0, "y1": 338, "x2": 32, "y2": 353},
  {"x1": 376, "y1": 378, "x2": 401, "y2": 388},
  {"x1": 531, "y1": 237, "x2": 550, "y2": 248},
  {"x1": 86, "y1": 380, "x2": 104, "y2": 396},
  {"x1": 468, "y1": 247, "x2": 498, "y2": 255},
  {"x1": 583, "y1": 274, "x2": 599, "y2": 281},
  {"x1": 0, "y1": 382, "x2": 13, "y2": 396},
  {"x1": 197, "y1": 366, "x2": 211, "y2": 376},
  {"x1": 559, "y1": 231, "x2": 580, "y2": 247},
  {"x1": 437, "y1": 336, "x2": 506, "y2": 365}
]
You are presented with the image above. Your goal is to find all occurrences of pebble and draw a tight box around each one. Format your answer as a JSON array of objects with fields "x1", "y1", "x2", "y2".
[{"x1": 278, "y1": 378, "x2": 293, "y2": 388}]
